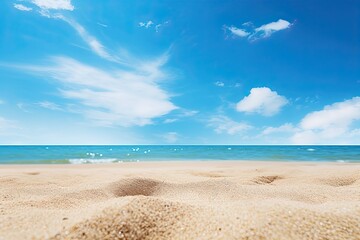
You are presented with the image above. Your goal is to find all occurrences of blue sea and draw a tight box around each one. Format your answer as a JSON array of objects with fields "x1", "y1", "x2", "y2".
[{"x1": 0, "y1": 145, "x2": 359, "y2": 164}]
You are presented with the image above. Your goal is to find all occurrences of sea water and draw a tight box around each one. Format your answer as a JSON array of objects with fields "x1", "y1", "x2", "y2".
[{"x1": 0, "y1": 145, "x2": 359, "y2": 164}]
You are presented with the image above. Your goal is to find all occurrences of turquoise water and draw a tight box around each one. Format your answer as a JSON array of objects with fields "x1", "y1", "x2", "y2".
[{"x1": 0, "y1": 145, "x2": 359, "y2": 164}]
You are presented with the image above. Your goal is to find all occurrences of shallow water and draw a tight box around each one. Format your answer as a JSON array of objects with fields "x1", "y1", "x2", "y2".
[{"x1": 0, "y1": 145, "x2": 359, "y2": 164}]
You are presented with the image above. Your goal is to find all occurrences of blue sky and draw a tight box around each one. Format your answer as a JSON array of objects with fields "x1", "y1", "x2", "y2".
[{"x1": 0, "y1": 0, "x2": 359, "y2": 144}]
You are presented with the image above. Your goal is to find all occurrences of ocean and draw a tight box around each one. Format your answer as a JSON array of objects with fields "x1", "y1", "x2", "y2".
[{"x1": 0, "y1": 145, "x2": 359, "y2": 164}]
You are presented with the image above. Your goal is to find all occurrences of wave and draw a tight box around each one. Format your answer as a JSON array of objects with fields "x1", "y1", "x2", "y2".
[{"x1": 69, "y1": 158, "x2": 119, "y2": 164}]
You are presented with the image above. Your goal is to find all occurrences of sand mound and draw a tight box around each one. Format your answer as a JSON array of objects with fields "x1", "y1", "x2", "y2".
[
  {"x1": 51, "y1": 197, "x2": 197, "y2": 240},
  {"x1": 50, "y1": 198, "x2": 360, "y2": 240},
  {"x1": 108, "y1": 178, "x2": 162, "y2": 197}
]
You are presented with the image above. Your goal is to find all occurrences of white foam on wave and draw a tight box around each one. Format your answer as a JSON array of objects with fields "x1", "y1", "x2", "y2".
[
  {"x1": 69, "y1": 158, "x2": 118, "y2": 164},
  {"x1": 307, "y1": 148, "x2": 316, "y2": 152},
  {"x1": 336, "y1": 160, "x2": 348, "y2": 163}
]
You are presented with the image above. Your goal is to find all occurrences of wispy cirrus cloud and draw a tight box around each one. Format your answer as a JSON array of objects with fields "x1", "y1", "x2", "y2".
[
  {"x1": 225, "y1": 19, "x2": 292, "y2": 41},
  {"x1": 208, "y1": 115, "x2": 252, "y2": 135},
  {"x1": 13, "y1": 0, "x2": 119, "y2": 63},
  {"x1": 236, "y1": 87, "x2": 288, "y2": 116},
  {"x1": 59, "y1": 16, "x2": 122, "y2": 63},
  {"x1": 13, "y1": 3, "x2": 32, "y2": 11},
  {"x1": 139, "y1": 20, "x2": 169, "y2": 33},
  {"x1": 262, "y1": 123, "x2": 297, "y2": 136},
  {"x1": 32, "y1": 0, "x2": 74, "y2": 11},
  {"x1": 18, "y1": 56, "x2": 177, "y2": 127},
  {"x1": 12, "y1": 0, "x2": 178, "y2": 127},
  {"x1": 37, "y1": 101, "x2": 63, "y2": 111}
]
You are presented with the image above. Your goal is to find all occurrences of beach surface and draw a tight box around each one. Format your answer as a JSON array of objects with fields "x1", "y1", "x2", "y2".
[{"x1": 0, "y1": 161, "x2": 360, "y2": 240}]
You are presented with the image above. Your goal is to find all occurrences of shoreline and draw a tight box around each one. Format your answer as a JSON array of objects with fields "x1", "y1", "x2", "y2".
[
  {"x1": 1, "y1": 159, "x2": 359, "y2": 166},
  {"x1": 1, "y1": 161, "x2": 359, "y2": 239}
]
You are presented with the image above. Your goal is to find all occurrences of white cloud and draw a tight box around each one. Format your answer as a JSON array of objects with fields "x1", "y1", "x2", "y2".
[
  {"x1": 163, "y1": 118, "x2": 178, "y2": 124},
  {"x1": 236, "y1": 87, "x2": 288, "y2": 116},
  {"x1": 52, "y1": 16, "x2": 120, "y2": 63},
  {"x1": 214, "y1": 81, "x2": 224, "y2": 87},
  {"x1": 20, "y1": 56, "x2": 177, "y2": 127},
  {"x1": 162, "y1": 132, "x2": 179, "y2": 143},
  {"x1": 225, "y1": 26, "x2": 250, "y2": 38},
  {"x1": 32, "y1": 0, "x2": 74, "y2": 11},
  {"x1": 250, "y1": 19, "x2": 291, "y2": 41},
  {"x1": 262, "y1": 123, "x2": 297, "y2": 135},
  {"x1": 292, "y1": 97, "x2": 360, "y2": 144},
  {"x1": 208, "y1": 115, "x2": 252, "y2": 135},
  {"x1": 0, "y1": 99, "x2": 4, "y2": 104},
  {"x1": 178, "y1": 110, "x2": 198, "y2": 117},
  {"x1": 139, "y1": 21, "x2": 154, "y2": 28},
  {"x1": 139, "y1": 20, "x2": 169, "y2": 32},
  {"x1": 14, "y1": 4, "x2": 32, "y2": 11},
  {"x1": 37, "y1": 101, "x2": 62, "y2": 111},
  {"x1": 155, "y1": 21, "x2": 169, "y2": 32},
  {"x1": 17, "y1": 1, "x2": 117, "y2": 63},
  {"x1": 97, "y1": 22, "x2": 108, "y2": 28},
  {"x1": 226, "y1": 19, "x2": 292, "y2": 41}
]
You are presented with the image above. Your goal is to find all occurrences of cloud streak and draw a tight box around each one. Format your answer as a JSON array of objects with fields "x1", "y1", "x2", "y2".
[
  {"x1": 32, "y1": 0, "x2": 74, "y2": 11},
  {"x1": 225, "y1": 19, "x2": 292, "y2": 41},
  {"x1": 14, "y1": 4, "x2": 32, "y2": 11},
  {"x1": 59, "y1": 16, "x2": 121, "y2": 63},
  {"x1": 208, "y1": 115, "x2": 252, "y2": 135},
  {"x1": 139, "y1": 20, "x2": 169, "y2": 32},
  {"x1": 19, "y1": 56, "x2": 177, "y2": 127},
  {"x1": 13, "y1": 0, "x2": 120, "y2": 63}
]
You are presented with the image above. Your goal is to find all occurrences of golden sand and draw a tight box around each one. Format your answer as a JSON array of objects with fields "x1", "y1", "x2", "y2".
[{"x1": 0, "y1": 161, "x2": 359, "y2": 239}]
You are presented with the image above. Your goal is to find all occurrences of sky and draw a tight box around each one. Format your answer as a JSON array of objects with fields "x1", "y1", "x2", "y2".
[{"x1": 0, "y1": 0, "x2": 359, "y2": 145}]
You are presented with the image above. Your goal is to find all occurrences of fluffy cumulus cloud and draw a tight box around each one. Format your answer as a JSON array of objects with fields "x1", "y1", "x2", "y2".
[
  {"x1": 32, "y1": 0, "x2": 74, "y2": 11},
  {"x1": 21, "y1": 56, "x2": 177, "y2": 127},
  {"x1": 208, "y1": 115, "x2": 252, "y2": 135},
  {"x1": 225, "y1": 19, "x2": 292, "y2": 41},
  {"x1": 13, "y1": 4, "x2": 32, "y2": 11},
  {"x1": 236, "y1": 87, "x2": 288, "y2": 116},
  {"x1": 292, "y1": 97, "x2": 360, "y2": 144}
]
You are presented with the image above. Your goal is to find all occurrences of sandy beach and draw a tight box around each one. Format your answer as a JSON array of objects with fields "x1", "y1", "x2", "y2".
[{"x1": 0, "y1": 161, "x2": 359, "y2": 240}]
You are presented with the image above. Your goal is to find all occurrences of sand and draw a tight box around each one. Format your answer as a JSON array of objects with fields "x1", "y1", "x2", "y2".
[{"x1": 0, "y1": 161, "x2": 360, "y2": 240}]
